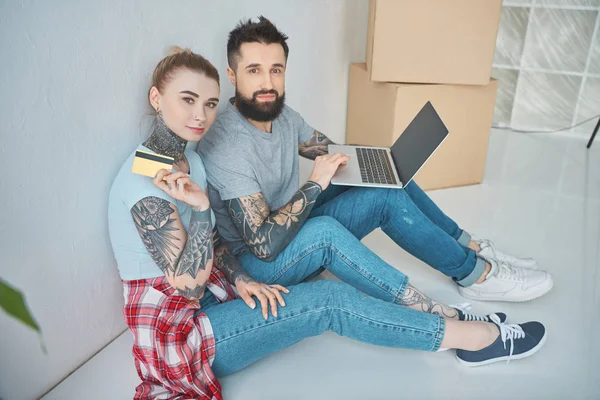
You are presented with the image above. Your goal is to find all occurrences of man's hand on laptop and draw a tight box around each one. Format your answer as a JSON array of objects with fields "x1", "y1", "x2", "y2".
[{"x1": 309, "y1": 153, "x2": 350, "y2": 190}]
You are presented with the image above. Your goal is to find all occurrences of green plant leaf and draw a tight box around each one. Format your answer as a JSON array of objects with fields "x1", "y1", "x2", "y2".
[{"x1": 0, "y1": 278, "x2": 40, "y2": 332}]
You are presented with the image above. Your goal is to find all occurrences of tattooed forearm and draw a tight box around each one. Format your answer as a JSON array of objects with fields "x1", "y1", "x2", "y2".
[
  {"x1": 131, "y1": 197, "x2": 214, "y2": 300},
  {"x1": 226, "y1": 181, "x2": 323, "y2": 261},
  {"x1": 214, "y1": 243, "x2": 253, "y2": 285},
  {"x1": 399, "y1": 285, "x2": 459, "y2": 319},
  {"x1": 172, "y1": 208, "x2": 213, "y2": 279},
  {"x1": 298, "y1": 130, "x2": 335, "y2": 160}
]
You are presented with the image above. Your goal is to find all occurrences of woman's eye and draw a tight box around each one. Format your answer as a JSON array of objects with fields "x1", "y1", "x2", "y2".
[
  {"x1": 183, "y1": 97, "x2": 194, "y2": 104},
  {"x1": 207, "y1": 102, "x2": 217, "y2": 108}
]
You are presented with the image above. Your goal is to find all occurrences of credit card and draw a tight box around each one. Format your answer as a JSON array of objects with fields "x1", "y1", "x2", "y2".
[{"x1": 131, "y1": 150, "x2": 175, "y2": 178}]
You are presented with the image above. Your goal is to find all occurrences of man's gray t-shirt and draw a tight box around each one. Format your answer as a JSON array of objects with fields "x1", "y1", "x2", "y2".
[{"x1": 197, "y1": 98, "x2": 314, "y2": 256}]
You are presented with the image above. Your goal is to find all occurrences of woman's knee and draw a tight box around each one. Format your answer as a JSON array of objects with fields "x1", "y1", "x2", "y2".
[{"x1": 310, "y1": 280, "x2": 360, "y2": 308}]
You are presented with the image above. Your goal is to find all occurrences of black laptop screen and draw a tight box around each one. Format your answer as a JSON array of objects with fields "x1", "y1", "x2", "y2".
[{"x1": 390, "y1": 101, "x2": 449, "y2": 185}]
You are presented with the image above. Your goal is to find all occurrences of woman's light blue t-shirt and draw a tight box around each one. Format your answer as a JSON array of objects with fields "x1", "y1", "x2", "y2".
[{"x1": 108, "y1": 143, "x2": 215, "y2": 281}]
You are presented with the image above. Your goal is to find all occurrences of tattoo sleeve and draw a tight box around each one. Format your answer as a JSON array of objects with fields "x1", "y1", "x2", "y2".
[
  {"x1": 172, "y1": 208, "x2": 213, "y2": 278},
  {"x1": 226, "y1": 181, "x2": 323, "y2": 261},
  {"x1": 214, "y1": 241, "x2": 253, "y2": 285},
  {"x1": 399, "y1": 285, "x2": 458, "y2": 319},
  {"x1": 298, "y1": 130, "x2": 335, "y2": 160},
  {"x1": 131, "y1": 196, "x2": 214, "y2": 300}
]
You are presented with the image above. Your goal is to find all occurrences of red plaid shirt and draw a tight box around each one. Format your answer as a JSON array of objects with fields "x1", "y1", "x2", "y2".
[{"x1": 123, "y1": 269, "x2": 236, "y2": 400}]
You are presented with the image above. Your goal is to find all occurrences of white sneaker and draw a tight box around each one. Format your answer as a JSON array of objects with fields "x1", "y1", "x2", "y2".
[
  {"x1": 458, "y1": 259, "x2": 553, "y2": 302},
  {"x1": 475, "y1": 238, "x2": 537, "y2": 269}
]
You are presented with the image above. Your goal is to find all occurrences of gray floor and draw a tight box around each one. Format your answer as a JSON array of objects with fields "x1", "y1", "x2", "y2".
[{"x1": 44, "y1": 130, "x2": 600, "y2": 400}]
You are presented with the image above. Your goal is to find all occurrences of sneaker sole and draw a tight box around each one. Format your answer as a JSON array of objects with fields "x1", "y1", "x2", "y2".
[
  {"x1": 458, "y1": 277, "x2": 554, "y2": 303},
  {"x1": 455, "y1": 329, "x2": 547, "y2": 367}
]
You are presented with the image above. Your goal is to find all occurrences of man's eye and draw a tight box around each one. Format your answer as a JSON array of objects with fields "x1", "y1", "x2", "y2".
[
  {"x1": 273, "y1": 68, "x2": 281, "y2": 74},
  {"x1": 250, "y1": 69, "x2": 258, "y2": 74}
]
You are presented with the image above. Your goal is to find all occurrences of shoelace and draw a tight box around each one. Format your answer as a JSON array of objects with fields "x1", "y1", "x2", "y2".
[
  {"x1": 449, "y1": 302, "x2": 492, "y2": 322},
  {"x1": 478, "y1": 239, "x2": 503, "y2": 261},
  {"x1": 478, "y1": 239, "x2": 520, "y2": 267},
  {"x1": 495, "y1": 260, "x2": 526, "y2": 282},
  {"x1": 478, "y1": 239, "x2": 526, "y2": 281},
  {"x1": 490, "y1": 314, "x2": 525, "y2": 363}
]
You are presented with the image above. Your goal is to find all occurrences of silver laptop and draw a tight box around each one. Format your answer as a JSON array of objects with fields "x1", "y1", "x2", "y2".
[{"x1": 329, "y1": 101, "x2": 449, "y2": 189}]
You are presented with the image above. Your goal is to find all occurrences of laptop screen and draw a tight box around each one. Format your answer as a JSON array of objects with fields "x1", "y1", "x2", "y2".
[{"x1": 390, "y1": 101, "x2": 449, "y2": 185}]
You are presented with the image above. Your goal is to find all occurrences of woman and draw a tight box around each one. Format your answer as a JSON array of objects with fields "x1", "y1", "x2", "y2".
[{"x1": 108, "y1": 47, "x2": 546, "y2": 400}]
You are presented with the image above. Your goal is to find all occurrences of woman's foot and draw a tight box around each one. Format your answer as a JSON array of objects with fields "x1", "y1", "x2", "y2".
[
  {"x1": 456, "y1": 315, "x2": 547, "y2": 366},
  {"x1": 451, "y1": 302, "x2": 507, "y2": 323}
]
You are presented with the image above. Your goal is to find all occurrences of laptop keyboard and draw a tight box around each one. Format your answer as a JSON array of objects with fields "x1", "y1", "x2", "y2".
[{"x1": 356, "y1": 148, "x2": 398, "y2": 185}]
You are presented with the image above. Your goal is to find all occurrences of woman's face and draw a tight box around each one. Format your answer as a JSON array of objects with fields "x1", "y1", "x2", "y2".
[{"x1": 149, "y1": 69, "x2": 220, "y2": 142}]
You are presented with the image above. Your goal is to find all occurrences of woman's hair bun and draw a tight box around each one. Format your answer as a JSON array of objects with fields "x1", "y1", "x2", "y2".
[{"x1": 168, "y1": 45, "x2": 192, "y2": 56}]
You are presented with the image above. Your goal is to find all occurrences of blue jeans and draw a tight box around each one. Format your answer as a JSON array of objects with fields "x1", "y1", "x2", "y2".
[
  {"x1": 201, "y1": 280, "x2": 445, "y2": 377},
  {"x1": 201, "y1": 181, "x2": 479, "y2": 376},
  {"x1": 308, "y1": 181, "x2": 486, "y2": 286}
]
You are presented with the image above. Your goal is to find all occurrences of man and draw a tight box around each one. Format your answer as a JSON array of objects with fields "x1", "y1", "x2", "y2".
[{"x1": 198, "y1": 16, "x2": 553, "y2": 306}]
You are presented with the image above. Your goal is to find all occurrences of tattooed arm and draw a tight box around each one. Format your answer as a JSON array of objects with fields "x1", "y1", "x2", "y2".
[
  {"x1": 131, "y1": 196, "x2": 213, "y2": 300},
  {"x1": 298, "y1": 130, "x2": 335, "y2": 160},
  {"x1": 225, "y1": 181, "x2": 323, "y2": 262},
  {"x1": 213, "y1": 241, "x2": 252, "y2": 285}
]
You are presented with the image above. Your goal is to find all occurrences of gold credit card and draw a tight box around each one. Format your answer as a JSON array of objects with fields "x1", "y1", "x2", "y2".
[{"x1": 131, "y1": 150, "x2": 175, "y2": 178}]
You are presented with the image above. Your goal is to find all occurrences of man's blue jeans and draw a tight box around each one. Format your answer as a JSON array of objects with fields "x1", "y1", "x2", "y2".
[
  {"x1": 308, "y1": 181, "x2": 486, "y2": 286},
  {"x1": 201, "y1": 182, "x2": 482, "y2": 376}
]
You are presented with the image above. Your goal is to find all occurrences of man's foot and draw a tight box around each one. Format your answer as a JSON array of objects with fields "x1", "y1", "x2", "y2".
[
  {"x1": 458, "y1": 259, "x2": 553, "y2": 302},
  {"x1": 476, "y1": 238, "x2": 537, "y2": 269},
  {"x1": 450, "y1": 302, "x2": 507, "y2": 323},
  {"x1": 456, "y1": 315, "x2": 547, "y2": 366}
]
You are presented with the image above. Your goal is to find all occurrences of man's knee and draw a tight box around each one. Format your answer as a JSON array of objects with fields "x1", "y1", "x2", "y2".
[
  {"x1": 357, "y1": 187, "x2": 408, "y2": 208},
  {"x1": 304, "y1": 216, "x2": 347, "y2": 238}
]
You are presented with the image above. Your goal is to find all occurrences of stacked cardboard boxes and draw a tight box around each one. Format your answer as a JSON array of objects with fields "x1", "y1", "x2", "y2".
[{"x1": 346, "y1": 0, "x2": 502, "y2": 190}]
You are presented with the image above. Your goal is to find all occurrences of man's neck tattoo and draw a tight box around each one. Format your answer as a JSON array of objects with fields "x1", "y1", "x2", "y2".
[{"x1": 143, "y1": 117, "x2": 187, "y2": 163}]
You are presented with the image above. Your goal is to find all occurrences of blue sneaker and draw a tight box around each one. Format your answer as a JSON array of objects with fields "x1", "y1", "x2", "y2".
[
  {"x1": 456, "y1": 314, "x2": 547, "y2": 366},
  {"x1": 451, "y1": 302, "x2": 507, "y2": 323}
]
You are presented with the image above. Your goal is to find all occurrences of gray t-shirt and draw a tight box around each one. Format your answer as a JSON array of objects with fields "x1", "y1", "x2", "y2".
[{"x1": 197, "y1": 98, "x2": 314, "y2": 256}]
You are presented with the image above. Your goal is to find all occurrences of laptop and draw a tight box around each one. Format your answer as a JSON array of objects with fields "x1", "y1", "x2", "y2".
[{"x1": 329, "y1": 101, "x2": 449, "y2": 189}]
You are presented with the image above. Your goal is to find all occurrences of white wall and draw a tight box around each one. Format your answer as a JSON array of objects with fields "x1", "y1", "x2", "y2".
[{"x1": 0, "y1": 1, "x2": 369, "y2": 398}]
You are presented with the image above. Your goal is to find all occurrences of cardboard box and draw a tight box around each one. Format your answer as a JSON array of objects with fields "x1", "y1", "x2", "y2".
[
  {"x1": 346, "y1": 63, "x2": 498, "y2": 191},
  {"x1": 366, "y1": 0, "x2": 502, "y2": 85}
]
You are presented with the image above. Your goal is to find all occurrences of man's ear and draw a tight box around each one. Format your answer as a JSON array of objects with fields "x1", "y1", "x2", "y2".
[{"x1": 226, "y1": 67, "x2": 236, "y2": 87}]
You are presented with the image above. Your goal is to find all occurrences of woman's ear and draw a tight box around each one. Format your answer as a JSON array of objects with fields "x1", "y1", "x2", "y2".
[{"x1": 149, "y1": 86, "x2": 161, "y2": 112}]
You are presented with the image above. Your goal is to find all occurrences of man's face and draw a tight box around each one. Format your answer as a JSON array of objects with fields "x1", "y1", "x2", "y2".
[{"x1": 231, "y1": 42, "x2": 286, "y2": 121}]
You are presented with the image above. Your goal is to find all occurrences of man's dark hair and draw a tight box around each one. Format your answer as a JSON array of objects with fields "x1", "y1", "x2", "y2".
[{"x1": 227, "y1": 16, "x2": 289, "y2": 71}]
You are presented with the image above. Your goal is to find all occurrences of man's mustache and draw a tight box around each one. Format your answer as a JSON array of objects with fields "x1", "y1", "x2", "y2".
[{"x1": 253, "y1": 89, "x2": 279, "y2": 100}]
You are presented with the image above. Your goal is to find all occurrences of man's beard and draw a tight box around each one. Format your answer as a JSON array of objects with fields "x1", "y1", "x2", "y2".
[{"x1": 235, "y1": 88, "x2": 286, "y2": 122}]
